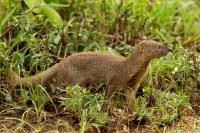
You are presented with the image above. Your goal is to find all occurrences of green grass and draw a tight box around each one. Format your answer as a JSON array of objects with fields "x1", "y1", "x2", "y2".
[{"x1": 0, "y1": 0, "x2": 200, "y2": 132}]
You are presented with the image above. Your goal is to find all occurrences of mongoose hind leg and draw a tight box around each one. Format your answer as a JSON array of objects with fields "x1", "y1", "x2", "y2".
[
  {"x1": 60, "y1": 78, "x2": 87, "y2": 88},
  {"x1": 54, "y1": 71, "x2": 80, "y2": 88}
]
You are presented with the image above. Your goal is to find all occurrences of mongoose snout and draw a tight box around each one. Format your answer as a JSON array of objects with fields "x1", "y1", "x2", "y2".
[
  {"x1": 10, "y1": 39, "x2": 170, "y2": 113},
  {"x1": 160, "y1": 45, "x2": 171, "y2": 55}
]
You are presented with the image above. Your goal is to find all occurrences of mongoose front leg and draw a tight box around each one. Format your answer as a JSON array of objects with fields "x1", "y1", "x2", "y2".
[
  {"x1": 106, "y1": 85, "x2": 115, "y2": 100},
  {"x1": 125, "y1": 87, "x2": 139, "y2": 113},
  {"x1": 125, "y1": 79, "x2": 141, "y2": 113},
  {"x1": 100, "y1": 85, "x2": 115, "y2": 112}
]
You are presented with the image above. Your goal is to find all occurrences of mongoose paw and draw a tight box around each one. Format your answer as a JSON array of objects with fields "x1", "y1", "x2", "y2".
[{"x1": 101, "y1": 100, "x2": 109, "y2": 112}]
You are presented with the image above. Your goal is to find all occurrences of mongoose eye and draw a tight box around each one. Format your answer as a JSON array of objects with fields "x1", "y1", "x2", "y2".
[{"x1": 158, "y1": 46, "x2": 161, "y2": 49}]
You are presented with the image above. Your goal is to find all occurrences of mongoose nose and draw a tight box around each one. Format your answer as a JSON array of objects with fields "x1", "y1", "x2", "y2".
[
  {"x1": 168, "y1": 48, "x2": 172, "y2": 52},
  {"x1": 163, "y1": 46, "x2": 171, "y2": 54}
]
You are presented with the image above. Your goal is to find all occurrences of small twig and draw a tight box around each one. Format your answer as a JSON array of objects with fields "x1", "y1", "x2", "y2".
[
  {"x1": 190, "y1": 52, "x2": 200, "y2": 89},
  {"x1": 190, "y1": 43, "x2": 200, "y2": 50},
  {"x1": 0, "y1": 26, "x2": 12, "y2": 39}
]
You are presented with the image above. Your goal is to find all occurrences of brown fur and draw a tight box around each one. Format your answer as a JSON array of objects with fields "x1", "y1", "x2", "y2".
[{"x1": 10, "y1": 40, "x2": 170, "y2": 112}]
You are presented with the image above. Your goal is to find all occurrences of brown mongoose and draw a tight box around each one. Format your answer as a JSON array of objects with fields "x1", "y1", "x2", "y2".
[{"x1": 10, "y1": 40, "x2": 171, "y2": 112}]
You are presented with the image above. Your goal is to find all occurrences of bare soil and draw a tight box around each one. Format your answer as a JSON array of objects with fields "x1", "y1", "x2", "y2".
[
  {"x1": 1, "y1": 76, "x2": 200, "y2": 133},
  {"x1": 1, "y1": 99, "x2": 199, "y2": 133}
]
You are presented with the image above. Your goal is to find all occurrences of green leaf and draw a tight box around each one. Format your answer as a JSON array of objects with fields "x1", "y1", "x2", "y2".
[
  {"x1": 0, "y1": 7, "x2": 16, "y2": 35},
  {"x1": 41, "y1": 6, "x2": 63, "y2": 28},
  {"x1": 24, "y1": 0, "x2": 63, "y2": 29},
  {"x1": 24, "y1": 0, "x2": 45, "y2": 9}
]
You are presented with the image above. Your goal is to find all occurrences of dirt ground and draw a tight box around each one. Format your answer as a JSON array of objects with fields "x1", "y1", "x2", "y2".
[
  {"x1": 1, "y1": 75, "x2": 200, "y2": 133},
  {"x1": 0, "y1": 102, "x2": 200, "y2": 133}
]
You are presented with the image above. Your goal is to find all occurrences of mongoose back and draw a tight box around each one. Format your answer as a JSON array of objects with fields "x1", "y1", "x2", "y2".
[{"x1": 10, "y1": 40, "x2": 171, "y2": 112}]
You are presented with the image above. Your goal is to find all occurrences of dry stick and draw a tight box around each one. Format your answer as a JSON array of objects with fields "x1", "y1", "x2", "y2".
[
  {"x1": 0, "y1": 26, "x2": 12, "y2": 39},
  {"x1": 191, "y1": 52, "x2": 200, "y2": 89},
  {"x1": 38, "y1": 85, "x2": 58, "y2": 114},
  {"x1": 191, "y1": 43, "x2": 200, "y2": 50},
  {"x1": 5, "y1": 117, "x2": 37, "y2": 131}
]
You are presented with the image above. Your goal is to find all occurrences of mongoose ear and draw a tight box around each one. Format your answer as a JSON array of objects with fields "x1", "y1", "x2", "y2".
[
  {"x1": 134, "y1": 39, "x2": 145, "y2": 46},
  {"x1": 139, "y1": 40, "x2": 146, "y2": 49},
  {"x1": 136, "y1": 43, "x2": 144, "y2": 54}
]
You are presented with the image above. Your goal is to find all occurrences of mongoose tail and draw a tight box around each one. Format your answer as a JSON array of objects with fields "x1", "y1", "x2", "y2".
[{"x1": 10, "y1": 63, "x2": 60, "y2": 87}]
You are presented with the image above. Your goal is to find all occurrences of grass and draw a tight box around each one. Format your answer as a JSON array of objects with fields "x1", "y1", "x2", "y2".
[{"x1": 0, "y1": 0, "x2": 200, "y2": 132}]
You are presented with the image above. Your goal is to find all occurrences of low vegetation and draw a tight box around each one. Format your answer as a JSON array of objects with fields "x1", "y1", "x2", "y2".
[{"x1": 0, "y1": 0, "x2": 200, "y2": 132}]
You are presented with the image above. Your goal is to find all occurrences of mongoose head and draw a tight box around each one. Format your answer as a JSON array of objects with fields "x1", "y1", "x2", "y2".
[{"x1": 136, "y1": 40, "x2": 171, "y2": 60}]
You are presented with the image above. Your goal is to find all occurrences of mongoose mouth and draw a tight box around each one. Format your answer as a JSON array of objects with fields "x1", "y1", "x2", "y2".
[{"x1": 162, "y1": 46, "x2": 171, "y2": 55}]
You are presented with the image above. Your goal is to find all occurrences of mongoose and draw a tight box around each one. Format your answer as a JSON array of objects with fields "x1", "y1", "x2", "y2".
[{"x1": 10, "y1": 40, "x2": 171, "y2": 112}]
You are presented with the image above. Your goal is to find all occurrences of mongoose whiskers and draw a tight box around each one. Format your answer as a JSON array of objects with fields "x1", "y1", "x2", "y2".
[{"x1": 10, "y1": 40, "x2": 171, "y2": 112}]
